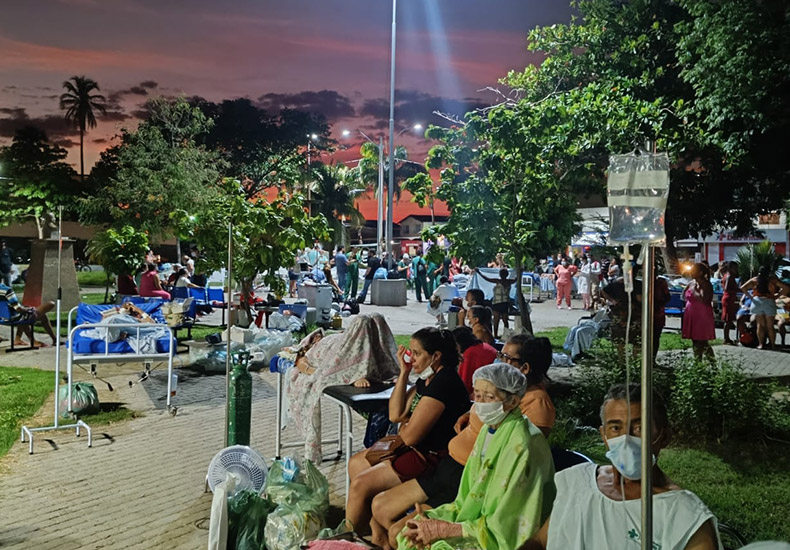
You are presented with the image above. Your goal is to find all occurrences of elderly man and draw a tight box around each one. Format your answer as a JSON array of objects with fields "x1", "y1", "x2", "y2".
[
  {"x1": 520, "y1": 383, "x2": 720, "y2": 550},
  {"x1": 0, "y1": 282, "x2": 56, "y2": 347}
]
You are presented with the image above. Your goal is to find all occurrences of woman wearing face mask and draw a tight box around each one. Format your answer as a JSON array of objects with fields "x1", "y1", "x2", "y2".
[
  {"x1": 371, "y1": 335, "x2": 555, "y2": 549},
  {"x1": 346, "y1": 327, "x2": 470, "y2": 536},
  {"x1": 553, "y1": 258, "x2": 578, "y2": 309},
  {"x1": 396, "y1": 363, "x2": 555, "y2": 550}
]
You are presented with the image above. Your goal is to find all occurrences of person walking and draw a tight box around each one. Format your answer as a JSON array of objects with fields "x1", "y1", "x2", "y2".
[
  {"x1": 578, "y1": 254, "x2": 593, "y2": 310},
  {"x1": 334, "y1": 245, "x2": 348, "y2": 294},
  {"x1": 412, "y1": 251, "x2": 428, "y2": 302},
  {"x1": 345, "y1": 249, "x2": 359, "y2": 301},
  {"x1": 554, "y1": 258, "x2": 578, "y2": 309},
  {"x1": 427, "y1": 257, "x2": 442, "y2": 295},
  {"x1": 682, "y1": 262, "x2": 716, "y2": 360},
  {"x1": 357, "y1": 251, "x2": 381, "y2": 304}
]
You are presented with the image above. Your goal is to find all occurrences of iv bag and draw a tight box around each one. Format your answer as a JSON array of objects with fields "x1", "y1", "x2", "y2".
[{"x1": 607, "y1": 151, "x2": 670, "y2": 244}]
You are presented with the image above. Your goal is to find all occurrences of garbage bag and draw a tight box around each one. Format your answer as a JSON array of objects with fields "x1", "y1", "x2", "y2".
[
  {"x1": 57, "y1": 382, "x2": 99, "y2": 417},
  {"x1": 227, "y1": 490, "x2": 276, "y2": 550},
  {"x1": 263, "y1": 458, "x2": 330, "y2": 550}
]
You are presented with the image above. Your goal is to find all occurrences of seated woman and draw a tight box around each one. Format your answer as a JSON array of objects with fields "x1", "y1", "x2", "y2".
[
  {"x1": 467, "y1": 305, "x2": 495, "y2": 346},
  {"x1": 286, "y1": 313, "x2": 399, "y2": 464},
  {"x1": 139, "y1": 262, "x2": 171, "y2": 300},
  {"x1": 396, "y1": 363, "x2": 555, "y2": 550},
  {"x1": 452, "y1": 326, "x2": 497, "y2": 396},
  {"x1": 371, "y1": 335, "x2": 555, "y2": 549},
  {"x1": 347, "y1": 327, "x2": 470, "y2": 537}
]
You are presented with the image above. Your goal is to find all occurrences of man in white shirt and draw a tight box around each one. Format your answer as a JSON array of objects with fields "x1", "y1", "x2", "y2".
[
  {"x1": 427, "y1": 276, "x2": 460, "y2": 327},
  {"x1": 520, "y1": 383, "x2": 720, "y2": 550}
]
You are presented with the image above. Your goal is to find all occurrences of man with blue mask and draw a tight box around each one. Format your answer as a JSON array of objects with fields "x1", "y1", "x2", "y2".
[{"x1": 520, "y1": 383, "x2": 721, "y2": 550}]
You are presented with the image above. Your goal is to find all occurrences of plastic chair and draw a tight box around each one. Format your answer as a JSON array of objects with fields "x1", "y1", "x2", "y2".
[{"x1": 0, "y1": 300, "x2": 38, "y2": 352}]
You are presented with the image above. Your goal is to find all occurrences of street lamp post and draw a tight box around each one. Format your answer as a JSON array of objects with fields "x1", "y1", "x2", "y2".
[
  {"x1": 386, "y1": 0, "x2": 398, "y2": 270},
  {"x1": 342, "y1": 125, "x2": 421, "y2": 255}
]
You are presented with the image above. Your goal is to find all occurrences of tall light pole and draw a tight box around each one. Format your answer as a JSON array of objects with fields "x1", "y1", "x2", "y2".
[
  {"x1": 386, "y1": 0, "x2": 398, "y2": 270},
  {"x1": 342, "y1": 125, "x2": 421, "y2": 255}
]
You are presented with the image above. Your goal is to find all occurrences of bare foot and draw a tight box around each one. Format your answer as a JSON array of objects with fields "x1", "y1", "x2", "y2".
[{"x1": 353, "y1": 377, "x2": 370, "y2": 388}]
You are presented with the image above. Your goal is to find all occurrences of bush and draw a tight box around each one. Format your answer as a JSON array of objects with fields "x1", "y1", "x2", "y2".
[
  {"x1": 669, "y1": 356, "x2": 770, "y2": 441},
  {"x1": 565, "y1": 346, "x2": 787, "y2": 443},
  {"x1": 566, "y1": 344, "x2": 674, "y2": 427}
]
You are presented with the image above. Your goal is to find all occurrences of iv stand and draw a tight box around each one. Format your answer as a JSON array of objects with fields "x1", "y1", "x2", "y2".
[{"x1": 21, "y1": 206, "x2": 91, "y2": 454}]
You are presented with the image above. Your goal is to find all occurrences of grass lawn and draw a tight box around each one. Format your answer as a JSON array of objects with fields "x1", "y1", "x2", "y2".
[
  {"x1": 0, "y1": 367, "x2": 53, "y2": 457},
  {"x1": 77, "y1": 270, "x2": 113, "y2": 287},
  {"x1": 554, "y1": 418, "x2": 790, "y2": 543},
  {"x1": 0, "y1": 366, "x2": 143, "y2": 460}
]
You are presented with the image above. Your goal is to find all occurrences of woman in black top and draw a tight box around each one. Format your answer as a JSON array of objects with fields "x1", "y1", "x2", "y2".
[{"x1": 346, "y1": 327, "x2": 470, "y2": 536}]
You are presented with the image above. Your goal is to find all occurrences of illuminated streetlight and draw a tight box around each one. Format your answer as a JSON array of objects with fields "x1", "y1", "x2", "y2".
[{"x1": 341, "y1": 124, "x2": 423, "y2": 254}]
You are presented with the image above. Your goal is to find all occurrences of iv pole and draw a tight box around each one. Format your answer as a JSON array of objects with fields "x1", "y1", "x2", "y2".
[{"x1": 21, "y1": 206, "x2": 91, "y2": 454}]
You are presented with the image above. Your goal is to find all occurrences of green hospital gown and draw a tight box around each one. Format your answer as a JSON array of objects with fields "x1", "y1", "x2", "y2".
[{"x1": 397, "y1": 411, "x2": 556, "y2": 550}]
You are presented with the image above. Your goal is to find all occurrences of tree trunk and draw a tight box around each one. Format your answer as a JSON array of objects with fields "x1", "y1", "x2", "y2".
[
  {"x1": 176, "y1": 236, "x2": 182, "y2": 263},
  {"x1": 429, "y1": 197, "x2": 435, "y2": 225},
  {"x1": 104, "y1": 272, "x2": 111, "y2": 304},
  {"x1": 663, "y1": 225, "x2": 680, "y2": 275},
  {"x1": 240, "y1": 278, "x2": 254, "y2": 328},
  {"x1": 80, "y1": 127, "x2": 85, "y2": 182},
  {"x1": 515, "y1": 254, "x2": 534, "y2": 335},
  {"x1": 34, "y1": 216, "x2": 44, "y2": 240}
]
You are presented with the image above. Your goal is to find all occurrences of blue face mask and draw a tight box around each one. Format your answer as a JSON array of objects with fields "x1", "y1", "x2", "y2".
[{"x1": 605, "y1": 434, "x2": 655, "y2": 480}]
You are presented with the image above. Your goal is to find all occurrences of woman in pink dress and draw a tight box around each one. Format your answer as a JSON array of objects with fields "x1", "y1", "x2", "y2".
[
  {"x1": 553, "y1": 259, "x2": 578, "y2": 309},
  {"x1": 682, "y1": 262, "x2": 716, "y2": 360},
  {"x1": 138, "y1": 263, "x2": 171, "y2": 300}
]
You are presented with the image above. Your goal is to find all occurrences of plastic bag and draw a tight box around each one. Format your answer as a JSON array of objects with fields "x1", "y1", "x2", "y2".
[
  {"x1": 227, "y1": 490, "x2": 276, "y2": 550},
  {"x1": 208, "y1": 473, "x2": 239, "y2": 550},
  {"x1": 263, "y1": 458, "x2": 330, "y2": 550},
  {"x1": 607, "y1": 151, "x2": 669, "y2": 244},
  {"x1": 57, "y1": 382, "x2": 99, "y2": 417}
]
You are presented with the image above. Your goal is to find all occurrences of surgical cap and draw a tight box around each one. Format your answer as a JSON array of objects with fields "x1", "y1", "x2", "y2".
[{"x1": 472, "y1": 362, "x2": 527, "y2": 398}]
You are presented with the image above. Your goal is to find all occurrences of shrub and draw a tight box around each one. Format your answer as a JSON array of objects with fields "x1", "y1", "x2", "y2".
[{"x1": 566, "y1": 344, "x2": 674, "y2": 427}]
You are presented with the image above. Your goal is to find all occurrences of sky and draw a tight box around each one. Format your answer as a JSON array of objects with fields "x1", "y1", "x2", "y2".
[{"x1": 0, "y1": 0, "x2": 574, "y2": 172}]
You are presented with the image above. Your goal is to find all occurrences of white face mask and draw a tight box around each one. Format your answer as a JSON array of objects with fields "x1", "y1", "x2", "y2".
[
  {"x1": 474, "y1": 400, "x2": 508, "y2": 426},
  {"x1": 604, "y1": 434, "x2": 655, "y2": 480},
  {"x1": 417, "y1": 365, "x2": 434, "y2": 380}
]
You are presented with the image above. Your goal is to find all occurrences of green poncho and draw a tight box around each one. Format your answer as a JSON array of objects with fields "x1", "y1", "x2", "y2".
[{"x1": 397, "y1": 411, "x2": 556, "y2": 550}]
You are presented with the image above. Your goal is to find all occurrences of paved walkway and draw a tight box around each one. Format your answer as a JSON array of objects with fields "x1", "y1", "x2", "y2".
[{"x1": 1, "y1": 293, "x2": 788, "y2": 549}]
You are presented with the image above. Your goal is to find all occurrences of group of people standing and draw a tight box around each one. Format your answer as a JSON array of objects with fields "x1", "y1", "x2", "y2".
[{"x1": 537, "y1": 252, "x2": 623, "y2": 311}]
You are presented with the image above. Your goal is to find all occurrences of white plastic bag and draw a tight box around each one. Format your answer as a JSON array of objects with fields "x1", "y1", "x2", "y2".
[
  {"x1": 208, "y1": 473, "x2": 239, "y2": 550},
  {"x1": 607, "y1": 151, "x2": 670, "y2": 244}
]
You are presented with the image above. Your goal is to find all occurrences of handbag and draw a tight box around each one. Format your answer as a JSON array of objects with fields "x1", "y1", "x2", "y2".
[{"x1": 365, "y1": 435, "x2": 406, "y2": 466}]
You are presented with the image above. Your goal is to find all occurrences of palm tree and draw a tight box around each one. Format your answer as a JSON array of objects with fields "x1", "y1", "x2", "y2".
[
  {"x1": 60, "y1": 76, "x2": 107, "y2": 181},
  {"x1": 310, "y1": 163, "x2": 365, "y2": 247},
  {"x1": 351, "y1": 141, "x2": 424, "y2": 202}
]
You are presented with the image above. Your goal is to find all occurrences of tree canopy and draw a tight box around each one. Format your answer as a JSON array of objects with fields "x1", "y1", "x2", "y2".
[
  {"x1": 173, "y1": 178, "x2": 329, "y2": 315},
  {"x1": 79, "y1": 97, "x2": 225, "y2": 240},
  {"x1": 0, "y1": 126, "x2": 78, "y2": 239}
]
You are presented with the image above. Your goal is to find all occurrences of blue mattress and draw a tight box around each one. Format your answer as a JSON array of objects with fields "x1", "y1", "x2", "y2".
[{"x1": 71, "y1": 303, "x2": 172, "y2": 354}]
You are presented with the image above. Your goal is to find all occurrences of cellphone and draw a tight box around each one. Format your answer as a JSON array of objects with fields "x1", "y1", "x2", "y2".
[{"x1": 403, "y1": 350, "x2": 412, "y2": 363}]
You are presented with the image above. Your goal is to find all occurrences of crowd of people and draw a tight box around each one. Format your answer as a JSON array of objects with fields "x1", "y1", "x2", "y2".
[{"x1": 279, "y1": 312, "x2": 722, "y2": 550}]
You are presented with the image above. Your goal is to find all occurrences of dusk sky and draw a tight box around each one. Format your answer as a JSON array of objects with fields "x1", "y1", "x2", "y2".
[{"x1": 0, "y1": 0, "x2": 574, "y2": 170}]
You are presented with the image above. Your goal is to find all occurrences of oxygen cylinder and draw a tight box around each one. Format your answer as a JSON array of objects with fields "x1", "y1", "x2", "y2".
[{"x1": 227, "y1": 352, "x2": 252, "y2": 446}]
